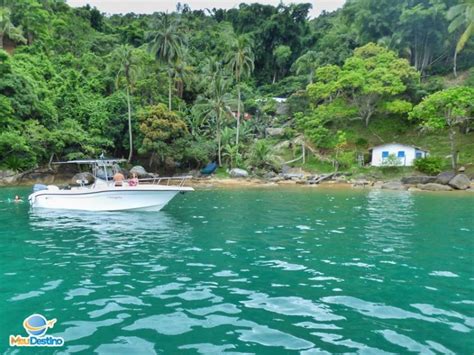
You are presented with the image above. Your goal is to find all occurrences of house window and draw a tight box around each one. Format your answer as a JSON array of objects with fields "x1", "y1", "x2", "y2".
[
  {"x1": 397, "y1": 151, "x2": 405, "y2": 158},
  {"x1": 382, "y1": 151, "x2": 389, "y2": 159},
  {"x1": 415, "y1": 151, "x2": 423, "y2": 158}
]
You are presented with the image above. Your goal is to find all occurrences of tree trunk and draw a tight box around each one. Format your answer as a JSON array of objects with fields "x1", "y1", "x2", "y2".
[
  {"x1": 449, "y1": 127, "x2": 457, "y2": 170},
  {"x1": 217, "y1": 112, "x2": 222, "y2": 166},
  {"x1": 420, "y1": 33, "x2": 430, "y2": 74},
  {"x1": 149, "y1": 154, "x2": 154, "y2": 169},
  {"x1": 0, "y1": 34, "x2": 3, "y2": 49},
  {"x1": 272, "y1": 71, "x2": 276, "y2": 84},
  {"x1": 365, "y1": 109, "x2": 373, "y2": 127},
  {"x1": 176, "y1": 80, "x2": 184, "y2": 98},
  {"x1": 453, "y1": 48, "x2": 458, "y2": 78},
  {"x1": 236, "y1": 84, "x2": 241, "y2": 146},
  {"x1": 126, "y1": 85, "x2": 133, "y2": 163},
  {"x1": 168, "y1": 72, "x2": 172, "y2": 111}
]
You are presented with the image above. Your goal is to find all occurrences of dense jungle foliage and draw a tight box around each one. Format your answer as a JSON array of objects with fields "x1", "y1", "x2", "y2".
[{"x1": 0, "y1": 0, "x2": 473, "y2": 174}]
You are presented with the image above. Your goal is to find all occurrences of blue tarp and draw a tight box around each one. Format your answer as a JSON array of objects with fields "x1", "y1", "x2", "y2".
[{"x1": 201, "y1": 162, "x2": 217, "y2": 175}]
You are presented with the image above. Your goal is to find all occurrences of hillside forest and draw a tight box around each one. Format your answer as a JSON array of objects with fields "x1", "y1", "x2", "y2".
[{"x1": 0, "y1": 0, "x2": 473, "y2": 176}]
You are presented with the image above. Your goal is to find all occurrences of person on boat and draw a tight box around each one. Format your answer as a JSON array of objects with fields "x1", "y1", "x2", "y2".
[
  {"x1": 14, "y1": 195, "x2": 23, "y2": 203},
  {"x1": 128, "y1": 173, "x2": 139, "y2": 187},
  {"x1": 113, "y1": 172, "x2": 125, "y2": 187}
]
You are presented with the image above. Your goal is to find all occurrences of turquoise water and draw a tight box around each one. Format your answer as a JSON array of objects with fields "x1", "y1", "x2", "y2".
[{"x1": 0, "y1": 186, "x2": 473, "y2": 354}]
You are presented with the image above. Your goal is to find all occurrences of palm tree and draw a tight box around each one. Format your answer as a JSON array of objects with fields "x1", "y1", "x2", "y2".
[
  {"x1": 194, "y1": 71, "x2": 233, "y2": 166},
  {"x1": 222, "y1": 143, "x2": 241, "y2": 168},
  {"x1": 0, "y1": 7, "x2": 26, "y2": 49},
  {"x1": 147, "y1": 15, "x2": 184, "y2": 110},
  {"x1": 448, "y1": 0, "x2": 474, "y2": 77},
  {"x1": 227, "y1": 35, "x2": 254, "y2": 147},
  {"x1": 292, "y1": 50, "x2": 319, "y2": 84},
  {"x1": 248, "y1": 139, "x2": 276, "y2": 169},
  {"x1": 170, "y1": 56, "x2": 193, "y2": 99},
  {"x1": 111, "y1": 45, "x2": 141, "y2": 163}
]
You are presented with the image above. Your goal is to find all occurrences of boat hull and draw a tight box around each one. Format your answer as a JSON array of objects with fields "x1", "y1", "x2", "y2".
[{"x1": 28, "y1": 186, "x2": 193, "y2": 212}]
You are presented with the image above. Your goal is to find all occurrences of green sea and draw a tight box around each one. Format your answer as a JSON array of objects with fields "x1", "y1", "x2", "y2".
[{"x1": 0, "y1": 186, "x2": 473, "y2": 354}]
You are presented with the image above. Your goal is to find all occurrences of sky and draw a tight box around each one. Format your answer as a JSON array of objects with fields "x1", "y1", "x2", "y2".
[{"x1": 67, "y1": 0, "x2": 346, "y2": 18}]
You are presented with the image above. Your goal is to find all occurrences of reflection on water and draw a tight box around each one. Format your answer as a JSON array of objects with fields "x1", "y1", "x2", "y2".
[
  {"x1": 29, "y1": 209, "x2": 189, "y2": 236},
  {"x1": 363, "y1": 190, "x2": 415, "y2": 257},
  {"x1": 1, "y1": 188, "x2": 473, "y2": 354}
]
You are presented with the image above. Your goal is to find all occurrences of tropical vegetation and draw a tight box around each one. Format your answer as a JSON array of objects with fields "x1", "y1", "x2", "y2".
[{"x1": 0, "y1": 0, "x2": 473, "y2": 176}]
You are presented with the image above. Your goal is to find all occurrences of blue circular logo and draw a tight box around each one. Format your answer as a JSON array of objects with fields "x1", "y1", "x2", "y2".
[{"x1": 23, "y1": 314, "x2": 48, "y2": 337}]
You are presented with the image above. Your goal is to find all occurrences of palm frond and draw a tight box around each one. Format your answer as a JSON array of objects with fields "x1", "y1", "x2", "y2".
[{"x1": 456, "y1": 22, "x2": 474, "y2": 52}]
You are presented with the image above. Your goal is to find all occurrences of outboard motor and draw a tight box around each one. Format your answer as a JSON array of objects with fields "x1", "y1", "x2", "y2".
[{"x1": 33, "y1": 184, "x2": 48, "y2": 192}]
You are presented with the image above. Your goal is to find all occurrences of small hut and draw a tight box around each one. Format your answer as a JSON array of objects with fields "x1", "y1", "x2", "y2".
[{"x1": 369, "y1": 143, "x2": 428, "y2": 167}]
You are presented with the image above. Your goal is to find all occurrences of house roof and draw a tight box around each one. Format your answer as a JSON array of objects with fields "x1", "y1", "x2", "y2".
[{"x1": 368, "y1": 142, "x2": 428, "y2": 152}]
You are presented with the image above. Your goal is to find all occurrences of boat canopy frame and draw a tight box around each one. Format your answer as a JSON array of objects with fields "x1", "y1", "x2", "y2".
[
  {"x1": 52, "y1": 159, "x2": 192, "y2": 187},
  {"x1": 52, "y1": 159, "x2": 127, "y2": 166},
  {"x1": 52, "y1": 159, "x2": 126, "y2": 181}
]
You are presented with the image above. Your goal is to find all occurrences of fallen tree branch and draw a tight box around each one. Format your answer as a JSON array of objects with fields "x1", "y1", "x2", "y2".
[{"x1": 307, "y1": 172, "x2": 335, "y2": 185}]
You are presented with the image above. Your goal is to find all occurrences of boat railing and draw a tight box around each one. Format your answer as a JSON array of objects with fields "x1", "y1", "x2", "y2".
[{"x1": 134, "y1": 175, "x2": 193, "y2": 187}]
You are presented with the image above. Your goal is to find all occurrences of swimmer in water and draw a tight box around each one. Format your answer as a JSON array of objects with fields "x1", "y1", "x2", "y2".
[{"x1": 14, "y1": 195, "x2": 23, "y2": 203}]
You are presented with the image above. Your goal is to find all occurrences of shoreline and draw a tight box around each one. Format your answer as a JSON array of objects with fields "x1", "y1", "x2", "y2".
[
  {"x1": 1, "y1": 175, "x2": 473, "y2": 194},
  {"x1": 188, "y1": 177, "x2": 474, "y2": 193},
  {"x1": 190, "y1": 177, "x2": 354, "y2": 189}
]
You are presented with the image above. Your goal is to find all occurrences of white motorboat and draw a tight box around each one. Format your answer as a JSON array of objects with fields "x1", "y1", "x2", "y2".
[{"x1": 28, "y1": 159, "x2": 194, "y2": 211}]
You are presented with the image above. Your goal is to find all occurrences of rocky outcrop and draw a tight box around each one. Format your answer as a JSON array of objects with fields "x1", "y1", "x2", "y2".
[
  {"x1": 265, "y1": 127, "x2": 285, "y2": 137},
  {"x1": 130, "y1": 166, "x2": 152, "y2": 178},
  {"x1": 263, "y1": 171, "x2": 277, "y2": 179},
  {"x1": 0, "y1": 169, "x2": 16, "y2": 178},
  {"x1": 351, "y1": 179, "x2": 371, "y2": 188},
  {"x1": 276, "y1": 101, "x2": 289, "y2": 115},
  {"x1": 0, "y1": 167, "x2": 75, "y2": 185},
  {"x1": 0, "y1": 170, "x2": 18, "y2": 185},
  {"x1": 435, "y1": 171, "x2": 456, "y2": 185},
  {"x1": 401, "y1": 176, "x2": 437, "y2": 185},
  {"x1": 71, "y1": 172, "x2": 95, "y2": 185},
  {"x1": 381, "y1": 181, "x2": 407, "y2": 190},
  {"x1": 448, "y1": 174, "x2": 471, "y2": 190},
  {"x1": 187, "y1": 169, "x2": 200, "y2": 178},
  {"x1": 417, "y1": 183, "x2": 453, "y2": 191},
  {"x1": 229, "y1": 168, "x2": 249, "y2": 178},
  {"x1": 279, "y1": 166, "x2": 305, "y2": 181},
  {"x1": 16, "y1": 168, "x2": 56, "y2": 185},
  {"x1": 282, "y1": 173, "x2": 305, "y2": 180},
  {"x1": 373, "y1": 181, "x2": 384, "y2": 189}
]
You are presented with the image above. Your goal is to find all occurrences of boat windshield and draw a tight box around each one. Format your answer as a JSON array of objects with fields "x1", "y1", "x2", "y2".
[{"x1": 94, "y1": 165, "x2": 117, "y2": 181}]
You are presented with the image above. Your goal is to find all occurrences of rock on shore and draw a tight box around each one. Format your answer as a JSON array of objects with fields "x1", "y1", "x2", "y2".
[
  {"x1": 399, "y1": 172, "x2": 472, "y2": 192},
  {"x1": 71, "y1": 172, "x2": 95, "y2": 185},
  {"x1": 417, "y1": 183, "x2": 453, "y2": 191},
  {"x1": 0, "y1": 170, "x2": 17, "y2": 185},
  {"x1": 448, "y1": 174, "x2": 470, "y2": 190},
  {"x1": 435, "y1": 171, "x2": 456, "y2": 185},
  {"x1": 401, "y1": 176, "x2": 437, "y2": 184},
  {"x1": 130, "y1": 166, "x2": 153, "y2": 178},
  {"x1": 229, "y1": 168, "x2": 249, "y2": 178}
]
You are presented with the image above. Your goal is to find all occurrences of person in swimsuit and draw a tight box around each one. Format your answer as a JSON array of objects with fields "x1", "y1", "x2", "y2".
[
  {"x1": 129, "y1": 173, "x2": 139, "y2": 187},
  {"x1": 113, "y1": 172, "x2": 125, "y2": 187}
]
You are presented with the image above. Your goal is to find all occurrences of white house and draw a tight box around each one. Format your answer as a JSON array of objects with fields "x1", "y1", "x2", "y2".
[{"x1": 369, "y1": 143, "x2": 428, "y2": 167}]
